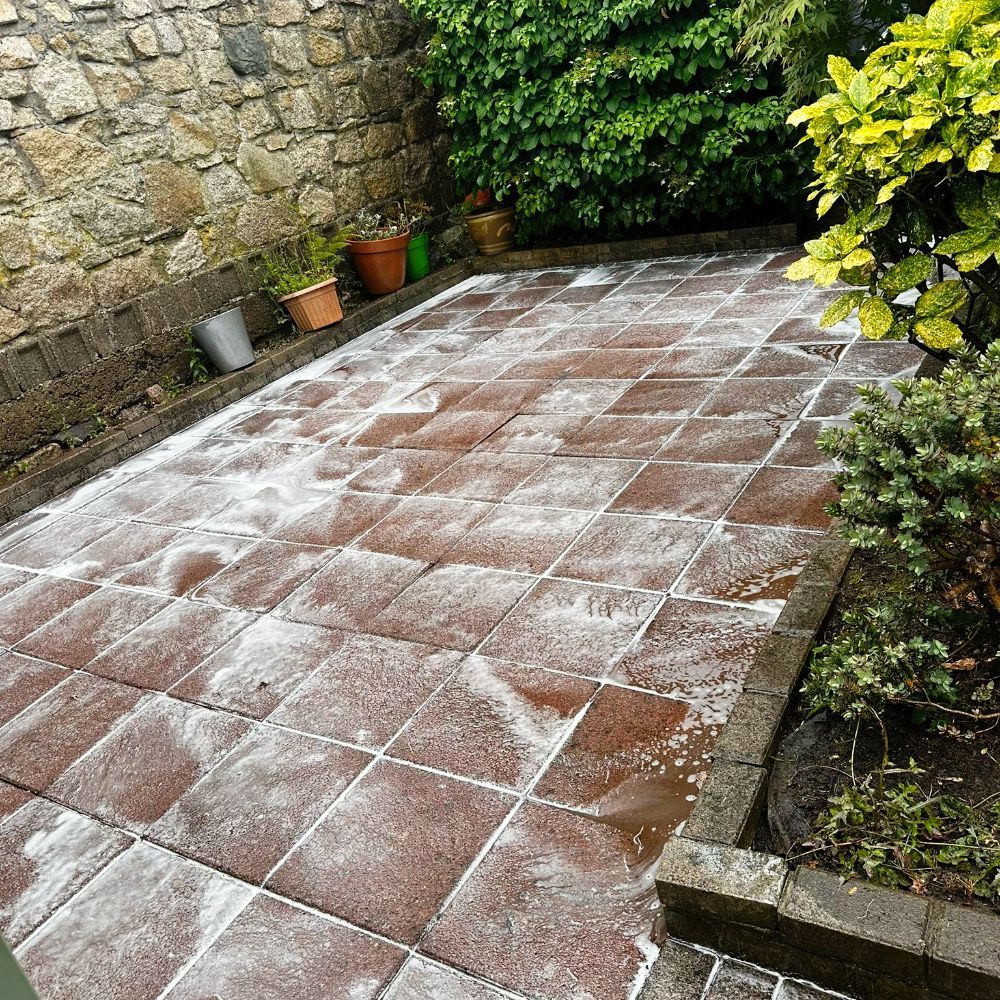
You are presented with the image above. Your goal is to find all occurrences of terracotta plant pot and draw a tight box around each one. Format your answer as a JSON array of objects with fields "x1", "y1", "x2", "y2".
[
  {"x1": 278, "y1": 277, "x2": 344, "y2": 332},
  {"x1": 347, "y1": 231, "x2": 411, "y2": 295},
  {"x1": 465, "y1": 206, "x2": 516, "y2": 256}
]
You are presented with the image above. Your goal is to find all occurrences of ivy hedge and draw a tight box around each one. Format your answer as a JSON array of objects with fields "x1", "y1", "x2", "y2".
[{"x1": 404, "y1": 0, "x2": 803, "y2": 238}]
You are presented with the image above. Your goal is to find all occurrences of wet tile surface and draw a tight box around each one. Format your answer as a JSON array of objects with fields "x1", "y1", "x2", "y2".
[{"x1": 1, "y1": 251, "x2": 877, "y2": 1000}]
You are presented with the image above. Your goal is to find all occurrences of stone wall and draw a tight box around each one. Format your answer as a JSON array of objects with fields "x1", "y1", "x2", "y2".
[{"x1": 0, "y1": 0, "x2": 450, "y2": 463}]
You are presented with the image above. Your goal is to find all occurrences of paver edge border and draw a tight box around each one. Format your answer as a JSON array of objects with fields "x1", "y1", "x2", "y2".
[
  {"x1": 655, "y1": 530, "x2": 1000, "y2": 1000},
  {"x1": 0, "y1": 222, "x2": 795, "y2": 527}
]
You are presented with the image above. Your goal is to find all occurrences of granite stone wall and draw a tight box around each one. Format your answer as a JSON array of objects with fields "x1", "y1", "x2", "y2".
[{"x1": 0, "y1": 0, "x2": 450, "y2": 462}]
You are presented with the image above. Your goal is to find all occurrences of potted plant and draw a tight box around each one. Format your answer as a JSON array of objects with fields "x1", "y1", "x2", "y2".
[
  {"x1": 189, "y1": 307, "x2": 254, "y2": 374},
  {"x1": 461, "y1": 189, "x2": 516, "y2": 256},
  {"x1": 346, "y1": 208, "x2": 411, "y2": 296},
  {"x1": 404, "y1": 201, "x2": 432, "y2": 282},
  {"x1": 259, "y1": 228, "x2": 353, "y2": 332}
]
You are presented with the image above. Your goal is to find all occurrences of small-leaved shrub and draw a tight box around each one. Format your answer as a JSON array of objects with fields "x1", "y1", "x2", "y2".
[
  {"x1": 259, "y1": 228, "x2": 353, "y2": 299},
  {"x1": 785, "y1": 0, "x2": 1000, "y2": 356}
]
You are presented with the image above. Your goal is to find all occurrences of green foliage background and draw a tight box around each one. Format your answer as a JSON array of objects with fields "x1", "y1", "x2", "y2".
[{"x1": 404, "y1": 0, "x2": 804, "y2": 239}]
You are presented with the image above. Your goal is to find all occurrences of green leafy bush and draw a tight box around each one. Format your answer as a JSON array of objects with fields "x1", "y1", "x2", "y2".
[
  {"x1": 785, "y1": 0, "x2": 1000, "y2": 355},
  {"x1": 404, "y1": 0, "x2": 801, "y2": 239},
  {"x1": 259, "y1": 228, "x2": 353, "y2": 299}
]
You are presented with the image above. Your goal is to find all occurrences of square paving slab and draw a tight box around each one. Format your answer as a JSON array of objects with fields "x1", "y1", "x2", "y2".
[{"x1": 0, "y1": 251, "x2": 886, "y2": 1000}]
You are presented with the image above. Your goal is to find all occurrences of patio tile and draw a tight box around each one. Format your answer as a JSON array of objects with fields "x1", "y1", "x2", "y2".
[
  {"x1": 405, "y1": 381, "x2": 481, "y2": 411},
  {"x1": 290, "y1": 445, "x2": 383, "y2": 490},
  {"x1": 521, "y1": 378, "x2": 630, "y2": 415},
  {"x1": 165, "y1": 895, "x2": 404, "y2": 1000},
  {"x1": 271, "y1": 491, "x2": 399, "y2": 546},
  {"x1": 268, "y1": 759, "x2": 511, "y2": 944},
  {"x1": 568, "y1": 349, "x2": 666, "y2": 379},
  {"x1": 53, "y1": 521, "x2": 184, "y2": 582},
  {"x1": 212, "y1": 440, "x2": 319, "y2": 481},
  {"x1": 138, "y1": 479, "x2": 242, "y2": 530},
  {"x1": 114, "y1": 531, "x2": 254, "y2": 596},
  {"x1": 767, "y1": 316, "x2": 855, "y2": 344},
  {"x1": 610, "y1": 462, "x2": 753, "y2": 520},
  {"x1": 727, "y1": 466, "x2": 838, "y2": 530},
  {"x1": 681, "y1": 319, "x2": 774, "y2": 347},
  {"x1": 421, "y1": 451, "x2": 547, "y2": 502},
  {"x1": 14, "y1": 587, "x2": 169, "y2": 668},
  {"x1": 50, "y1": 696, "x2": 250, "y2": 832},
  {"x1": 676, "y1": 523, "x2": 820, "y2": 609},
  {"x1": 278, "y1": 549, "x2": 429, "y2": 631},
  {"x1": 451, "y1": 379, "x2": 552, "y2": 411},
  {"x1": 649, "y1": 346, "x2": 752, "y2": 379},
  {"x1": 390, "y1": 656, "x2": 596, "y2": 790},
  {"x1": 153, "y1": 437, "x2": 252, "y2": 476},
  {"x1": 655, "y1": 417, "x2": 787, "y2": 464},
  {"x1": 738, "y1": 343, "x2": 845, "y2": 378},
  {"x1": 802, "y1": 379, "x2": 867, "y2": 419},
  {"x1": 0, "y1": 798, "x2": 130, "y2": 946},
  {"x1": 558, "y1": 415, "x2": 681, "y2": 459},
  {"x1": 582, "y1": 296, "x2": 660, "y2": 324},
  {"x1": 538, "y1": 322, "x2": 620, "y2": 350},
  {"x1": 356, "y1": 497, "x2": 493, "y2": 562},
  {"x1": 700, "y1": 378, "x2": 822, "y2": 419},
  {"x1": 197, "y1": 484, "x2": 325, "y2": 538},
  {"x1": 78, "y1": 472, "x2": 185, "y2": 520},
  {"x1": 192, "y1": 539, "x2": 335, "y2": 612},
  {"x1": 477, "y1": 413, "x2": 591, "y2": 454},
  {"x1": 506, "y1": 456, "x2": 641, "y2": 510},
  {"x1": 480, "y1": 579, "x2": 659, "y2": 676},
  {"x1": 421, "y1": 800, "x2": 659, "y2": 1000},
  {"x1": 666, "y1": 273, "x2": 748, "y2": 297},
  {"x1": 606, "y1": 378, "x2": 715, "y2": 417},
  {"x1": 553, "y1": 514, "x2": 709, "y2": 591},
  {"x1": 0, "y1": 565, "x2": 32, "y2": 598},
  {"x1": 270, "y1": 633, "x2": 463, "y2": 749},
  {"x1": 0, "y1": 651, "x2": 69, "y2": 727},
  {"x1": 534, "y1": 685, "x2": 716, "y2": 835},
  {"x1": 383, "y1": 957, "x2": 513, "y2": 1000},
  {"x1": 835, "y1": 340, "x2": 923, "y2": 378},
  {"x1": 404, "y1": 409, "x2": 515, "y2": 450},
  {"x1": 17, "y1": 843, "x2": 252, "y2": 1000},
  {"x1": 613, "y1": 598, "x2": 775, "y2": 709},
  {"x1": 604, "y1": 321, "x2": 693, "y2": 349},
  {"x1": 711, "y1": 291, "x2": 802, "y2": 321},
  {"x1": 0, "y1": 576, "x2": 97, "y2": 645},
  {"x1": 348, "y1": 448, "x2": 462, "y2": 494},
  {"x1": 370, "y1": 564, "x2": 534, "y2": 651},
  {"x1": 769, "y1": 419, "x2": 845, "y2": 469},
  {"x1": 446, "y1": 505, "x2": 590, "y2": 575},
  {"x1": 437, "y1": 354, "x2": 520, "y2": 381},
  {"x1": 170, "y1": 617, "x2": 345, "y2": 719},
  {"x1": 152, "y1": 726, "x2": 369, "y2": 883},
  {"x1": 0, "y1": 781, "x2": 31, "y2": 822},
  {"x1": 0, "y1": 673, "x2": 142, "y2": 791},
  {"x1": 349, "y1": 411, "x2": 433, "y2": 447}
]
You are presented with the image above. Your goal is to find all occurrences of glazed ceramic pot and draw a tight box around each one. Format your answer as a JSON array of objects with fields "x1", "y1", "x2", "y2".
[
  {"x1": 190, "y1": 306, "x2": 254, "y2": 373},
  {"x1": 465, "y1": 207, "x2": 516, "y2": 256},
  {"x1": 406, "y1": 232, "x2": 431, "y2": 282},
  {"x1": 348, "y1": 231, "x2": 411, "y2": 295},
  {"x1": 278, "y1": 277, "x2": 344, "y2": 332}
]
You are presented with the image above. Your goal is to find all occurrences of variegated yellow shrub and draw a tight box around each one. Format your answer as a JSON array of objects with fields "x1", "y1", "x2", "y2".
[{"x1": 786, "y1": 0, "x2": 1000, "y2": 355}]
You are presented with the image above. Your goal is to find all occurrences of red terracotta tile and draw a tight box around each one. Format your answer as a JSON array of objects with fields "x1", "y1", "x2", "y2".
[
  {"x1": 655, "y1": 417, "x2": 787, "y2": 464},
  {"x1": 171, "y1": 617, "x2": 345, "y2": 719},
  {"x1": 538, "y1": 322, "x2": 620, "y2": 350},
  {"x1": 385, "y1": 353, "x2": 450, "y2": 381},
  {"x1": 437, "y1": 354, "x2": 520, "y2": 381},
  {"x1": 348, "y1": 449, "x2": 462, "y2": 495},
  {"x1": 54, "y1": 521, "x2": 184, "y2": 582},
  {"x1": 477, "y1": 413, "x2": 591, "y2": 454},
  {"x1": 559, "y1": 415, "x2": 681, "y2": 459},
  {"x1": 568, "y1": 349, "x2": 666, "y2": 380},
  {"x1": 518, "y1": 379, "x2": 626, "y2": 416},
  {"x1": 403, "y1": 409, "x2": 515, "y2": 450},
  {"x1": 165, "y1": 895, "x2": 404, "y2": 1000},
  {"x1": 740, "y1": 268, "x2": 798, "y2": 293},
  {"x1": 768, "y1": 419, "x2": 847, "y2": 469},
  {"x1": 481, "y1": 579, "x2": 659, "y2": 676},
  {"x1": 268, "y1": 759, "x2": 510, "y2": 944},
  {"x1": 391, "y1": 657, "x2": 596, "y2": 789},
  {"x1": 0, "y1": 651, "x2": 69, "y2": 726},
  {"x1": 15, "y1": 587, "x2": 169, "y2": 668},
  {"x1": 610, "y1": 462, "x2": 753, "y2": 520},
  {"x1": 138, "y1": 479, "x2": 242, "y2": 530},
  {"x1": 675, "y1": 523, "x2": 820, "y2": 609},
  {"x1": 355, "y1": 497, "x2": 492, "y2": 562},
  {"x1": 79, "y1": 472, "x2": 186, "y2": 520},
  {"x1": 606, "y1": 379, "x2": 716, "y2": 417},
  {"x1": 221, "y1": 407, "x2": 362, "y2": 444},
  {"x1": 604, "y1": 321, "x2": 693, "y2": 350},
  {"x1": 0, "y1": 673, "x2": 142, "y2": 791},
  {"x1": 0, "y1": 512, "x2": 50, "y2": 559},
  {"x1": 507, "y1": 456, "x2": 642, "y2": 510},
  {"x1": 649, "y1": 346, "x2": 752, "y2": 379},
  {"x1": 446, "y1": 505, "x2": 590, "y2": 574},
  {"x1": 548, "y1": 284, "x2": 615, "y2": 305},
  {"x1": 613, "y1": 598, "x2": 774, "y2": 710},
  {"x1": 0, "y1": 566, "x2": 30, "y2": 602},
  {"x1": 681, "y1": 318, "x2": 775, "y2": 346},
  {"x1": 404, "y1": 381, "x2": 480, "y2": 411},
  {"x1": 727, "y1": 466, "x2": 838, "y2": 530},
  {"x1": 270, "y1": 633, "x2": 463, "y2": 748},
  {"x1": 192, "y1": 539, "x2": 335, "y2": 612},
  {"x1": 212, "y1": 440, "x2": 319, "y2": 481},
  {"x1": 0, "y1": 513, "x2": 117, "y2": 570},
  {"x1": 767, "y1": 316, "x2": 856, "y2": 344},
  {"x1": 270, "y1": 379, "x2": 347, "y2": 408},
  {"x1": 271, "y1": 492, "x2": 399, "y2": 546},
  {"x1": 580, "y1": 295, "x2": 659, "y2": 324},
  {"x1": 197, "y1": 483, "x2": 326, "y2": 538},
  {"x1": 114, "y1": 531, "x2": 254, "y2": 596},
  {"x1": 554, "y1": 514, "x2": 710, "y2": 590},
  {"x1": 700, "y1": 378, "x2": 822, "y2": 419},
  {"x1": 421, "y1": 801, "x2": 660, "y2": 1000},
  {"x1": 738, "y1": 343, "x2": 845, "y2": 378},
  {"x1": 87, "y1": 601, "x2": 252, "y2": 690},
  {"x1": 349, "y1": 411, "x2": 433, "y2": 447},
  {"x1": 802, "y1": 379, "x2": 870, "y2": 419},
  {"x1": 371, "y1": 564, "x2": 534, "y2": 651},
  {"x1": 17, "y1": 843, "x2": 252, "y2": 1000},
  {"x1": 535, "y1": 685, "x2": 716, "y2": 835},
  {"x1": 476, "y1": 325, "x2": 550, "y2": 350},
  {"x1": 0, "y1": 781, "x2": 30, "y2": 822},
  {"x1": 50, "y1": 695, "x2": 250, "y2": 832},
  {"x1": 711, "y1": 291, "x2": 803, "y2": 321},
  {"x1": 667, "y1": 273, "x2": 749, "y2": 297},
  {"x1": 383, "y1": 957, "x2": 513, "y2": 1000},
  {"x1": 290, "y1": 445, "x2": 383, "y2": 490},
  {"x1": 0, "y1": 798, "x2": 131, "y2": 946},
  {"x1": 153, "y1": 437, "x2": 253, "y2": 476},
  {"x1": 278, "y1": 549, "x2": 429, "y2": 631},
  {"x1": 0, "y1": 575, "x2": 97, "y2": 645},
  {"x1": 835, "y1": 341, "x2": 924, "y2": 378},
  {"x1": 450, "y1": 379, "x2": 552, "y2": 411},
  {"x1": 421, "y1": 451, "x2": 547, "y2": 502},
  {"x1": 152, "y1": 726, "x2": 369, "y2": 883},
  {"x1": 510, "y1": 304, "x2": 584, "y2": 329}
]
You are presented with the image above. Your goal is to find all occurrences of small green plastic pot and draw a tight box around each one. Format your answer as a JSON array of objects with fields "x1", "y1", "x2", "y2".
[{"x1": 405, "y1": 232, "x2": 431, "y2": 282}]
